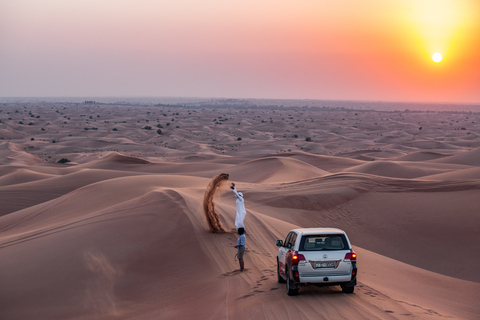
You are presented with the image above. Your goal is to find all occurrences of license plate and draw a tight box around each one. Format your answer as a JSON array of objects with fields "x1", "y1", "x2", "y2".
[{"x1": 315, "y1": 261, "x2": 336, "y2": 268}]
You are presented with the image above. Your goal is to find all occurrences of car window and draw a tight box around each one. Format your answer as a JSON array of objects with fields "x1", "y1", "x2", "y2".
[
  {"x1": 290, "y1": 233, "x2": 297, "y2": 247},
  {"x1": 284, "y1": 232, "x2": 293, "y2": 247},
  {"x1": 299, "y1": 234, "x2": 348, "y2": 251}
]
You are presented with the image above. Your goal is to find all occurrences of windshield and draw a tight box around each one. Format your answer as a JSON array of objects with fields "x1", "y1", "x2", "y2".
[{"x1": 299, "y1": 234, "x2": 348, "y2": 251}]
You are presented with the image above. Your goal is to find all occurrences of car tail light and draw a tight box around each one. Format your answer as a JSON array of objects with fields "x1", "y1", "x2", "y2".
[
  {"x1": 344, "y1": 251, "x2": 357, "y2": 261},
  {"x1": 291, "y1": 252, "x2": 306, "y2": 265}
]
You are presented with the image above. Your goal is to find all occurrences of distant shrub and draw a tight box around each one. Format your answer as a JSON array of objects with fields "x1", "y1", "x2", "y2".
[
  {"x1": 57, "y1": 158, "x2": 71, "y2": 164},
  {"x1": 30, "y1": 137, "x2": 34, "y2": 141},
  {"x1": 157, "y1": 129, "x2": 162, "y2": 135},
  {"x1": 143, "y1": 126, "x2": 152, "y2": 130},
  {"x1": 112, "y1": 128, "x2": 118, "y2": 131},
  {"x1": 157, "y1": 124, "x2": 163, "y2": 128},
  {"x1": 419, "y1": 127, "x2": 422, "y2": 130},
  {"x1": 293, "y1": 134, "x2": 298, "y2": 138},
  {"x1": 237, "y1": 137, "x2": 242, "y2": 141},
  {"x1": 305, "y1": 137, "x2": 312, "y2": 142}
]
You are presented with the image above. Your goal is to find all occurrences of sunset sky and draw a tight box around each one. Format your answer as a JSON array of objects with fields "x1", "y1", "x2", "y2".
[{"x1": 1, "y1": 0, "x2": 479, "y2": 103}]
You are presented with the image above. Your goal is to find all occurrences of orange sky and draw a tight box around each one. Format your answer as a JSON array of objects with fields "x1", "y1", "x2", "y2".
[{"x1": 1, "y1": 0, "x2": 479, "y2": 103}]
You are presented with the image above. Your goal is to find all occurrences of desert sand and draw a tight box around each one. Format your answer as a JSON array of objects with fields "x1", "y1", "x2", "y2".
[{"x1": 0, "y1": 102, "x2": 479, "y2": 320}]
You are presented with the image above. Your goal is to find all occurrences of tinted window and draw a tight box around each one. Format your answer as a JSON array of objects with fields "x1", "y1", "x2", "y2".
[
  {"x1": 288, "y1": 233, "x2": 297, "y2": 248},
  {"x1": 284, "y1": 232, "x2": 293, "y2": 247},
  {"x1": 299, "y1": 234, "x2": 348, "y2": 251}
]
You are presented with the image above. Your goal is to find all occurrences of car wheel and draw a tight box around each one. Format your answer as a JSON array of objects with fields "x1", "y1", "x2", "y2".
[
  {"x1": 277, "y1": 261, "x2": 286, "y2": 283},
  {"x1": 286, "y1": 271, "x2": 298, "y2": 296},
  {"x1": 341, "y1": 285, "x2": 354, "y2": 294}
]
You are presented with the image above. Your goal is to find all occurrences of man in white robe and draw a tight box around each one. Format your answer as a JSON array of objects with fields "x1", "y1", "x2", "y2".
[{"x1": 231, "y1": 183, "x2": 246, "y2": 229}]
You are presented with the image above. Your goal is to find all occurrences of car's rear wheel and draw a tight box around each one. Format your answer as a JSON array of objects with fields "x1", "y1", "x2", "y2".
[
  {"x1": 341, "y1": 285, "x2": 354, "y2": 294},
  {"x1": 277, "y1": 261, "x2": 286, "y2": 283},
  {"x1": 286, "y1": 271, "x2": 298, "y2": 296}
]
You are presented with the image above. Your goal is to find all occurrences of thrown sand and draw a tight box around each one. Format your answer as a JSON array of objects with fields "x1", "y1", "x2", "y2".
[{"x1": 203, "y1": 173, "x2": 229, "y2": 232}]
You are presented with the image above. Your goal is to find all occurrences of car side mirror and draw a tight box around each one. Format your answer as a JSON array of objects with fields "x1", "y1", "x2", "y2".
[{"x1": 276, "y1": 240, "x2": 283, "y2": 247}]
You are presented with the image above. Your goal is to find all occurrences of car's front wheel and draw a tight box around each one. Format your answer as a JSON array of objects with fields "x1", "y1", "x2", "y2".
[{"x1": 286, "y1": 271, "x2": 298, "y2": 296}]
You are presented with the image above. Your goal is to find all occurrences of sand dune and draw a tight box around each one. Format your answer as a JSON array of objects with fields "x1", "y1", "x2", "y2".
[
  {"x1": 282, "y1": 153, "x2": 366, "y2": 172},
  {"x1": 395, "y1": 151, "x2": 450, "y2": 161},
  {"x1": 83, "y1": 152, "x2": 152, "y2": 167},
  {"x1": 227, "y1": 157, "x2": 329, "y2": 184},
  {"x1": 0, "y1": 168, "x2": 55, "y2": 187},
  {"x1": 404, "y1": 140, "x2": 463, "y2": 150},
  {"x1": 431, "y1": 147, "x2": 480, "y2": 166},
  {"x1": 0, "y1": 168, "x2": 154, "y2": 217},
  {"x1": 0, "y1": 142, "x2": 43, "y2": 165},
  {"x1": 421, "y1": 167, "x2": 480, "y2": 180},
  {"x1": 345, "y1": 161, "x2": 439, "y2": 178},
  {"x1": 0, "y1": 103, "x2": 479, "y2": 320}
]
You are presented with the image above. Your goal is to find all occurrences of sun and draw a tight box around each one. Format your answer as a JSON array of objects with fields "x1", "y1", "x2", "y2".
[{"x1": 432, "y1": 52, "x2": 443, "y2": 63}]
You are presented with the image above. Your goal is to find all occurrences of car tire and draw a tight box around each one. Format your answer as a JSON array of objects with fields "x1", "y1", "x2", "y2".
[
  {"x1": 277, "y1": 261, "x2": 286, "y2": 283},
  {"x1": 286, "y1": 271, "x2": 298, "y2": 296},
  {"x1": 341, "y1": 285, "x2": 354, "y2": 294}
]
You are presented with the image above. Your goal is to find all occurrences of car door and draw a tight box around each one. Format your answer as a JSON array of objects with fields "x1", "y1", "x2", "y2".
[
  {"x1": 284, "y1": 232, "x2": 298, "y2": 272},
  {"x1": 278, "y1": 232, "x2": 293, "y2": 274}
]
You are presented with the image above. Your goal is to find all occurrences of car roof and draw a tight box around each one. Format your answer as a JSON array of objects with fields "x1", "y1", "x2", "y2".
[{"x1": 292, "y1": 228, "x2": 346, "y2": 236}]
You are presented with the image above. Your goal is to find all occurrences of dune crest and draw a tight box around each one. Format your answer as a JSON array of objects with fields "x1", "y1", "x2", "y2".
[{"x1": 102, "y1": 152, "x2": 151, "y2": 164}]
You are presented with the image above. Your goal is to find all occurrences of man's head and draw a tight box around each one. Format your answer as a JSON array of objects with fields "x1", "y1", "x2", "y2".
[{"x1": 238, "y1": 227, "x2": 245, "y2": 235}]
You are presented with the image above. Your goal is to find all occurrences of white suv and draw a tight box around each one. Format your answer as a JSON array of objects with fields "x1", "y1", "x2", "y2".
[{"x1": 276, "y1": 228, "x2": 357, "y2": 295}]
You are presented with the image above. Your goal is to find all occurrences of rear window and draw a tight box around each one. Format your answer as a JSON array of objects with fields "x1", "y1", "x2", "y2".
[{"x1": 299, "y1": 234, "x2": 349, "y2": 251}]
